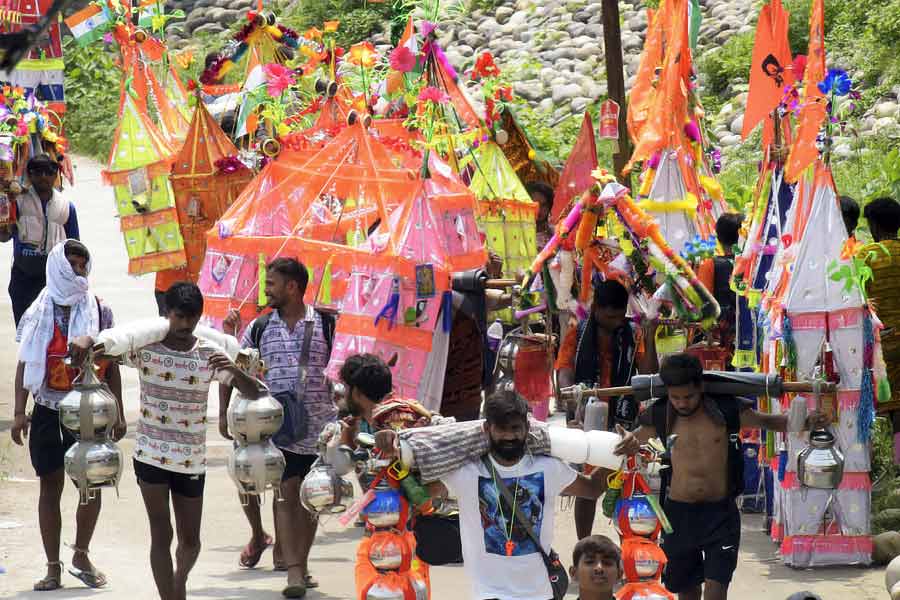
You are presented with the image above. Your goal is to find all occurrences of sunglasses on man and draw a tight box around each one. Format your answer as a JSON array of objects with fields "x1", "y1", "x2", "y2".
[{"x1": 28, "y1": 166, "x2": 58, "y2": 177}]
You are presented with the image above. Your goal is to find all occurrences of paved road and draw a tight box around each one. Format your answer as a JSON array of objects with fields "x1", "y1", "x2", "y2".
[{"x1": 0, "y1": 157, "x2": 888, "y2": 599}]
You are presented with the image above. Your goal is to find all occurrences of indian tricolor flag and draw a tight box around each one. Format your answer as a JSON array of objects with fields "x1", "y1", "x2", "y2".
[
  {"x1": 64, "y1": 5, "x2": 111, "y2": 47},
  {"x1": 138, "y1": 0, "x2": 164, "y2": 29}
]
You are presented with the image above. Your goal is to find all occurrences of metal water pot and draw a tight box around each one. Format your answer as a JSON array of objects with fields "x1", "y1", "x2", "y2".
[
  {"x1": 58, "y1": 365, "x2": 119, "y2": 439},
  {"x1": 797, "y1": 429, "x2": 844, "y2": 489},
  {"x1": 228, "y1": 441, "x2": 286, "y2": 495},
  {"x1": 618, "y1": 494, "x2": 660, "y2": 537},
  {"x1": 227, "y1": 388, "x2": 284, "y2": 444},
  {"x1": 367, "y1": 532, "x2": 407, "y2": 570},
  {"x1": 364, "y1": 482, "x2": 402, "y2": 528},
  {"x1": 299, "y1": 462, "x2": 354, "y2": 514},
  {"x1": 64, "y1": 440, "x2": 123, "y2": 504},
  {"x1": 366, "y1": 583, "x2": 405, "y2": 600}
]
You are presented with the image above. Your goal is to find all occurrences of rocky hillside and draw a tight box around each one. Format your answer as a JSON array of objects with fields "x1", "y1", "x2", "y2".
[{"x1": 160, "y1": 0, "x2": 900, "y2": 151}]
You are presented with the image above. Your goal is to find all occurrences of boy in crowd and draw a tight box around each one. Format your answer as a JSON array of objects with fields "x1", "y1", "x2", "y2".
[{"x1": 570, "y1": 535, "x2": 621, "y2": 600}]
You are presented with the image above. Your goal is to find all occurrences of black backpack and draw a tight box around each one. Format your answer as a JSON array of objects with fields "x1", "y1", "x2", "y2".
[
  {"x1": 248, "y1": 309, "x2": 336, "y2": 356},
  {"x1": 650, "y1": 394, "x2": 745, "y2": 503}
]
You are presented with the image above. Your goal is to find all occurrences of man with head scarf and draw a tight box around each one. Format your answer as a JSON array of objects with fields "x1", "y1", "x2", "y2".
[
  {"x1": 0, "y1": 154, "x2": 80, "y2": 325},
  {"x1": 11, "y1": 239, "x2": 123, "y2": 592}
]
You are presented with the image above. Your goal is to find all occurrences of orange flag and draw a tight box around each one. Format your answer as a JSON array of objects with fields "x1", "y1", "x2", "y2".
[
  {"x1": 626, "y1": 0, "x2": 690, "y2": 172},
  {"x1": 784, "y1": 0, "x2": 826, "y2": 183},
  {"x1": 742, "y1": 0, "x2": 793, "y2": 140},
  {"x1": 627, "y1": 7, "x2": 660, "y2": 144},
  {"x1": 550, "y1": 112, "x2": 598, "y2": 223}
]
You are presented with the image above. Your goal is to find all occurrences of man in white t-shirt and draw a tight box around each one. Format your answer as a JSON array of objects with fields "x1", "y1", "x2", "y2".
[{"x1": 430, "y1": 391, "x2": 609, "y2": 600}]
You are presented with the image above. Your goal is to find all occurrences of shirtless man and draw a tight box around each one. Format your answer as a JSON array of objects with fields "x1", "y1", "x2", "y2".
[{"x1": 617, "y1": 353, "x2": 827, "y2": 600}]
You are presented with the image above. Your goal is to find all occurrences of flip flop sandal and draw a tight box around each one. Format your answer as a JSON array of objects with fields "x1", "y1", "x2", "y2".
[
  {"x1": 33, "y1": 562, "x2": 63, "y2": 592},
  {"x1": 304, "y1": 574, "x2": 319, "y2": 589},
  {"x1": 68, "y1": 566, "x2": 108, "y2": 589},
  {"x1": 239, "y1": 535, "x2": 273, "y2": 569}
]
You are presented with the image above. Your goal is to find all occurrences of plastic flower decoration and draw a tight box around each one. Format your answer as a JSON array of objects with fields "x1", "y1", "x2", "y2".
[
  {"x1": 818, "y1": 69, "x2": 852, "y2": 96},
  {"x1": 263, "y1": 63, "x2": 296, "y2": 97},
  {"x1": 390, "y1": 46, "x2": 416, "y2": 73},
  {"x1": 419, "y1": 20, "x2": 436, "y2": 38},
  {"x1": 418, "y1": 86, "x2": 449, "y2": 104},
  {"x1": 470, "y1": 52, "x2": 501, "y2": 81},
  {"x1": 323, "y1": 20, "x2": 340, "y2": 33},
  {"x1": 348, "y1": 41, "x2": 378, "y2": 68},
  {"x1": 304, "y1": 27, "x2": 322, "y2": 41}
]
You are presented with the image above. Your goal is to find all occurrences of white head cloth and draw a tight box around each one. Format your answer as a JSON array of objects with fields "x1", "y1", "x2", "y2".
[{"x1": 17, "y1": 239, "x2": 99, "y2": 394}]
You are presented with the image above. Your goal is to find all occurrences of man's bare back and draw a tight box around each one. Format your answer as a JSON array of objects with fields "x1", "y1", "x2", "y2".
[{"x1": 668, "y1": 409, "x2": 730, "y2": 503}]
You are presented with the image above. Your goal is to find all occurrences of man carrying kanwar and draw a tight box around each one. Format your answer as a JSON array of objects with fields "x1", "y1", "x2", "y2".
[
  {"x1": 616, "y1": 353, "x2": 828, "y2": 600},
  {"x1": 220, "y1": 257, "x2": 337, "y2": 598},
  {"x1": 0, "y1": 154, "x2": 80, "y2": 326},
  {"x1": 69, "y1": 282, "x2": 259, "y2": 600},
  {"x1": 556, "y1": 277, "x2": 658, "y2": 539},
  {"x1": 11, "y1": 239, "x2": 123, "y2": 591}
]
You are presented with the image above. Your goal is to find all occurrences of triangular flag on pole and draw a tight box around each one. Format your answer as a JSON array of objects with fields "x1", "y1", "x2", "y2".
[
  {"x1": 742, "y1": 0, "x2": 793, "y2": 140},
  {"x1": 785, "y1": 0, "x2": 826, "y2": 182},
  {"x1": 550, "y1": 112, "x2": 598, "y2": 223}
]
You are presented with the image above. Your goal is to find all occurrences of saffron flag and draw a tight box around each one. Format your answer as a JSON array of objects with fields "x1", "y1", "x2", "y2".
[
  {"x1": 784, "y1": 0, "x2": 826, "y2": 182},
  {"x1": 64, "y1": 4, "x2": 110, "y2": 47},
  {"x1": 742, "y1": 0, "x2": 793, "y2": 140},
  {"x1": 550, "y1": 111, "x2": 598, "y2": 223}
]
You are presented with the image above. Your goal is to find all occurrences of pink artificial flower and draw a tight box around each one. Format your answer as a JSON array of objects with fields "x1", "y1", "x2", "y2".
[
  {"x1": 390, "y1": 46, "x2": 416, "y2": 73},
  {"x1": 419, "y1": 20, "x2": 436, "y2": 38},
  {"x1": 263, "y1": 63, "x2": 296, "y2": 97},
  {"x1": 102, "y1": 32, "x2": 114, "y2": 45},
  {"x1": 418, "y1": 86, "x2": 449, "y2": 104}
]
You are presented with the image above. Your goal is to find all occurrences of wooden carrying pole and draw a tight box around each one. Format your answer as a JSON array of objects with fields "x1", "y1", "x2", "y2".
[{"x1": 560, "y1": 381, "x2": 837, "y2": 400}]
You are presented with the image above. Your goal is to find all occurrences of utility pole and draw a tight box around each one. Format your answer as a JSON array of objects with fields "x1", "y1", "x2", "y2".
[{"x1": 601, "y1": 0, "x2": 632, "y2": 183}]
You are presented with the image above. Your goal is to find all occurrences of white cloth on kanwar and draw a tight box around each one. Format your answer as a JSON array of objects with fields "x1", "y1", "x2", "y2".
[{"x1": 17, "y1": 240, "x2": 98, "y2": 394}]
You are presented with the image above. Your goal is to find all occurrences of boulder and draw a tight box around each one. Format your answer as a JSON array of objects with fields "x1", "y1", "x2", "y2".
[
  {"x1": 552, "y1": 83, "x2": 583, "y2": 104},
  {"x1": 192, "y1": 22, "x2": 225, "y2": 36},
  {"x1": 573, "y1": 9, "x2": 592, "y2": 23},
  {"x1": 514, "y1": 81, "x2": 545, "y2": 102},
  {"x1": 567, "y1": 22, "x2": 586, "y2": 37},
  {"x1": 575, "y1": 42, "x2": 602, "y2": 60},
  {"x1": 494, "y1": 6, "x2": 515, "y2": 24},
  {"x1": 572, "y1": 97, "x2": 591, "y2": 112},
  {"x1": 876, "y1": 101, "x2": 899, "y2": 119},
  {"x1": 730, "y1": 114, "x2": 744, "y2": 135},
  {"x1": 719, "y1": 134, "x2": 742, "y2": 147},
  {"x1": 874, "y1": 532, "x2": 900, "y2": 565},
  {"x1": 889, "y1": 554, "x2": 900, "y2": 592}
]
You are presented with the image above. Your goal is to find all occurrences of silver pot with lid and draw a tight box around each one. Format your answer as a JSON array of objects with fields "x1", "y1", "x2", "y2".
[
  {"x1": 58, "y1": 362, "x2": 120, "y2": 439},
  {"x1": 227, "y1": 386, "x2": 284, "y2": 444},
  {"x1": 797, "y1": 429, "x2": 844, "y2": 490},
  {"x1": 365, "y1": 583, "x2": 406, "y2": 600}
]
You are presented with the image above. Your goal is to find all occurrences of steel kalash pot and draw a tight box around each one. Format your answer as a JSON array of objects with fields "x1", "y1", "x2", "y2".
[
  {"x1": 299, "y1": 461, "x2": 355, "y2": 514},
  {"x1": 226, "y1": 386, "x2": 284, "y2": 444},
  {"x1": 58, "y1": 360, "x2": 120, "y2": 439},
  {"x1": 59, "y1": 355, "x2": 124, "y2": 504},
  {"x1": 64, "y1": 440, "x2": 124, "y2": 503},
  {"x1": 797, "y1": 429, "x2": 845, "y2": 490},
  {"x1": 228, "y1": 441, "x2": 286, "y2": 503}
]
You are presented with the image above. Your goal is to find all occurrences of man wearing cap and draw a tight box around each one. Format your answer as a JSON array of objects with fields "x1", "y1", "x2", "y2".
[{"x1": 0, "y1": 154, "x2": 79, "y2": 325}]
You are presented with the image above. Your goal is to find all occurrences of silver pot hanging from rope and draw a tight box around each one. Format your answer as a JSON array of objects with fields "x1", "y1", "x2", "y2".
[
  {"x1": 797, "y1": 429, "x2": 844, "y2": 493},
  {"x1": 228, "y1": 441, "x2": 286, "y2": 504},
  {"x1": 227, "y1": 384, "x2": 284, "y2": 444}
]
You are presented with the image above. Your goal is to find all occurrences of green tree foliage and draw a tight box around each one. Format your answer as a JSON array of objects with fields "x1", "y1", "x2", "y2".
[
  {"x1": 63, "y1": 38, "x2": 121, "y2": 161},
  {"x1": 697, "y1": 32, "x2": 754, "y2": 98},
  {"x1": 281, "y1": 0, "x2": 393, "y2": 47}
]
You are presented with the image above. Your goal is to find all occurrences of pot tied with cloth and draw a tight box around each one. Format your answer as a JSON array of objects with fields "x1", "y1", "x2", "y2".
[{"x1": 58, "y1": 349, "x2": 124, "y2": 505}]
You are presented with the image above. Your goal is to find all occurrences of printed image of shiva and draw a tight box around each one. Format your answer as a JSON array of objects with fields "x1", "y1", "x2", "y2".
[{"x1": 477, "y1": 472, "x2": 545, "y2": 556}]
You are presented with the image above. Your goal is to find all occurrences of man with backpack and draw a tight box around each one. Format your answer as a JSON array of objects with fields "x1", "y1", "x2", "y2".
[
  {"x1": 616, "y1": 353, "x2": 828, "y2": 600},
  {"x1": 219, "y1": 257, "x2": 336, "y2": 599}
]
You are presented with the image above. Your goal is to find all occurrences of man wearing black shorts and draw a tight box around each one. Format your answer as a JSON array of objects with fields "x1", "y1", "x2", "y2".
[
  {"x1": 220, "y1": 257, "x2": 336, "y2": 598},
  {"x1": 72, "y1": 282, "x2": 258, "y2": 600},
  {"x1": 11, "y1": 240, "x2": 124, "y2": 591},
  {"x1": 617, "y1": 354, "x2": 828, "y2": 600}
]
